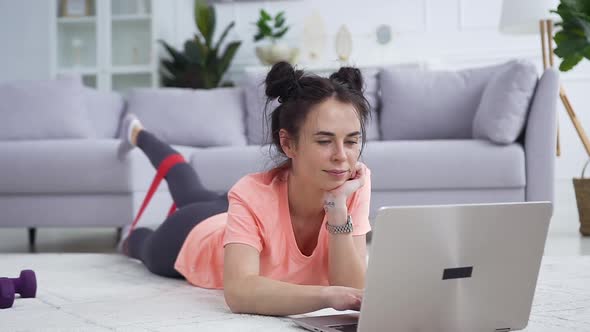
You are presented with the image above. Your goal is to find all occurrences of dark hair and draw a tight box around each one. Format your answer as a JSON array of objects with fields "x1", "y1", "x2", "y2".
[{"x1": 263, "y1": 61, "x2": 371, "y2": 169}]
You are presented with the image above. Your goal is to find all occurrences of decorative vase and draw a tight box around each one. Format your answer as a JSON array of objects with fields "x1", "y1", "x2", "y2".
[
  {"x1": 255, "y1": 42, "x2": 300, "y2": 66},
  {"x1": 335, "y1": 25, "x2": 353, "y2": 64},
  {"x1": 302, "y1": 10, "x2": 326, "y2": 61}
]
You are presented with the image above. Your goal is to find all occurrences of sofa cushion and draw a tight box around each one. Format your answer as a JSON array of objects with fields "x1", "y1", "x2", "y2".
[
  {"x1": 473, "y1": 60, "x2": 538, "y2": 144},
  {"x1": 127, "y1": 87, "x2": 247, "y2": 147},
  {"x1": 379, "y1": 62, "x2": 510, "y2": 140},
  {"x1": 243, "y1": 68, "x2": 381, "y2": 145},
  {"x1": 0, "y1": 138, "x2": 525, "y2": 196},
  {"x1": 188, "y1": 140, "x2": 525, "y2": 194},
  {"x1": 0, "y1": 78, "x2": 94, "y2": 140},
  {"x1": 0, "y1": 139, "x2": 197, "y2": 194},
  {"x1": 361, "y1": 140, "x2": 525, "y2": 190},
  {"x1": 85, "y1": 88, "x2": 125, "y2": 138},
  {"x1": 190, "y1": 145, "x2": 278, "y2": 192},
  {"x1": 243, "y1": 71, "x2": 279, "y2": 145}
]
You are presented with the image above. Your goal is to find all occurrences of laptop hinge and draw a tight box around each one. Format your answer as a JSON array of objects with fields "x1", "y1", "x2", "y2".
[{"x1": 495, "y1": 328, "x2": 510, "y2": 332}]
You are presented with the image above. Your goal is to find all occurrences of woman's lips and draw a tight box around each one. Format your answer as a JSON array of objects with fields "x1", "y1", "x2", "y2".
[{"x1": 325, "y1": 170, "x2": 349, "y2": 178}]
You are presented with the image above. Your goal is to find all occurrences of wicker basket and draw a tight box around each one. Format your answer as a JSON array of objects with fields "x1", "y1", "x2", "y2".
[{"x1": 573, "y1": 159, "x2": 590, "y2": 236}]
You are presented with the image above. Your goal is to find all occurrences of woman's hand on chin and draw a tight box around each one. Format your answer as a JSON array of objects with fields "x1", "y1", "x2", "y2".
[{"x1": 323, "y1": 162, "x2": 366, "y2": 220}]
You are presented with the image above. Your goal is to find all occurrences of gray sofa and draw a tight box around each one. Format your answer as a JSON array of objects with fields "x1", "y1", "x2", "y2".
[{"x1": 0, "y1": 60, "x2": 559, "y2": 250}]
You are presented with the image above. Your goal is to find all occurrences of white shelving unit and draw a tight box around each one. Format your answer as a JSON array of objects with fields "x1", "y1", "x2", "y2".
[{"x1": 49, "y1": 0, "x2": 157, "y2": 93}]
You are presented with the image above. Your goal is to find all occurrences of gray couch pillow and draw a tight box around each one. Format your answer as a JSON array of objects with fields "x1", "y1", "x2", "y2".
[
  {"x1": 360, "y1": 68, "x2": 381, "y2": 141},
  {"x1": 379, "y1": 62, "x2": 508, "y2": 140},
  {"x1": 127, "y1": 87, "x2": 247, "y2": 147},
  {"x1": 243, "y1": 71, "x2": 279, "y2": 145},
  {"x1": 57, "y1": 75, "x2": 125, "y2": 138},
  {"x1": 85, "y1": 88, "x2": 125, "y2": 138},
  {"x1": 243, "y1": 68, "x2": 381, "y2": 145},
  {"x1": 0, "y1": 78, "x2": 94, "y2": 140},
  {"x1": 473, "y1": 60, "x2": 538, "y2": 144}
]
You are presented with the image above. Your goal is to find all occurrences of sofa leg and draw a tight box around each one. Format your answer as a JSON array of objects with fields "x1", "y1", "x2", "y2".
[
  {"x1": 28, "y1": 228, "x2": 36, "y2": 253},
  {"x1": 115, "y1": 227, "x2": 122, "y2": 243}
]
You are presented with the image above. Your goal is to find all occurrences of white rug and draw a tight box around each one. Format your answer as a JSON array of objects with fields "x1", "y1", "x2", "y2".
[{"x1": 1, "y1": 254, "x2": 590, "y2": 331}]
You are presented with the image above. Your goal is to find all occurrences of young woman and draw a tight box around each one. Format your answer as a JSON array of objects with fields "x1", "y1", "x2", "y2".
[{"x1": 120, "y1": 61, "x2": 372, "y2": 316}]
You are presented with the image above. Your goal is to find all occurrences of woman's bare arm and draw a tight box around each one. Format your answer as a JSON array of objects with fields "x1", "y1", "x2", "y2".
[
  {"x1": 327, "y1": 230, "x2": 367, "y2": 288},
  {"x1": 324, "y1": 162, "x2": 369, "y2": 288},
  {"x1": 224, "y1": 243, "x2": 326, "y2": 315},
  {"x1": 223, "y1": 243, "x2": 361, "y2": 316}
]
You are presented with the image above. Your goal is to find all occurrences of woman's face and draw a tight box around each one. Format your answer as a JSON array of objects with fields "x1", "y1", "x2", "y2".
[{"x1": 282, "y1": 97, "x2": 362, "y2": 191}]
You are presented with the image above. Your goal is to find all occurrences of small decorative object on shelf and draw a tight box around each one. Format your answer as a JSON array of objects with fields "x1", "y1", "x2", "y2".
[
  {"x1": 60, "y1": 0, "x2": 91, "y2": 17},
  {"x1": 302, "y1": 10, "x2": 326, "y2": 62},
  {"x1": 253, "y1": 9, "x2": 299, "y2": 65},
  {"x1": 335, "y1": 25, "x2": 352, "y2": 64},
  {"x1": 71, "y1": 38, "x2": 84, "y2": 67},
  {"x1": 376, "y1": 24, "x2": 392, "y2": 45}
]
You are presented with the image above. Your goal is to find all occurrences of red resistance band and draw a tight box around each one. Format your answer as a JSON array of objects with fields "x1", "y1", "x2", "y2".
[{"x1": 125, "y1": 153, "x2": 185, "y2": 239}]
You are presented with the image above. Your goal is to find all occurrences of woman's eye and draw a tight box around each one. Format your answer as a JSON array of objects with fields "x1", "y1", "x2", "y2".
[{"x1": 317, "y1": 140, "x2": 358, "y2": 145}]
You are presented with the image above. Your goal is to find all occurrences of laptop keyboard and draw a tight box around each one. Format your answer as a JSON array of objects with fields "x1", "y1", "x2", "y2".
[{"x1": 329, "y1": 324, "x2": 358, "y2": 332}]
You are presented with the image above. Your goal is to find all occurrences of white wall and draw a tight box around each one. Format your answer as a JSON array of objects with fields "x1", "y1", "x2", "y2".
[
  {"x1": 162, "y1": 0, "x2": 590, "y2": 181},
  {"x1": 0, "y1": 0, "x2": 51, "y2": 81},
  {"x1": 1, "y1": 0, "x2": 590, "y2": 180}
]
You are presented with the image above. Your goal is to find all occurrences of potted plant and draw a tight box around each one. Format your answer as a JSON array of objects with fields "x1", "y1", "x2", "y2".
[
  {"x1": 253, "y1": 9, "x2": 299, "y2": 65},
  {"x1": 159, "y1": 0, "x2": 241, "y2": 89},
  {"x1": 552, "y1": 0, "x2": 590, "y2": 71},
  {"x1": 552, "y1": 0, "x2": 590, "y2": 235}
]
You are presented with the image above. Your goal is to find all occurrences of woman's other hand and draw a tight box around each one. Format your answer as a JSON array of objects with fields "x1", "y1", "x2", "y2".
[{"x1": 321, "y1": 286, "x2": 363, "y2": 311}]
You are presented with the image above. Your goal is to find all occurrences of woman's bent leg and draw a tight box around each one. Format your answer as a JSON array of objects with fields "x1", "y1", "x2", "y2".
[{"x1": 135, "y1": 130, "x2": 221, "y2": 206}]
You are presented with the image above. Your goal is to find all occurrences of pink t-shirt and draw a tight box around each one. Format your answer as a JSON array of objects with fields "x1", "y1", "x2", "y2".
[{"x1": 174, "y1": 165, "x2": 372, "y2": 289}]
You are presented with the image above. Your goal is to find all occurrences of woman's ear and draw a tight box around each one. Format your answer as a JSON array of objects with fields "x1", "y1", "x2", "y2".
[{"x1": 279, "y1": 129, "x2": 296, "y2": 158}]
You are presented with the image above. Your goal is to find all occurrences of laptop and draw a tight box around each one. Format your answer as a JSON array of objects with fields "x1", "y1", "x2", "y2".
[{"x1": 292, "y1": 201, "x2": 552, "y2": 332}]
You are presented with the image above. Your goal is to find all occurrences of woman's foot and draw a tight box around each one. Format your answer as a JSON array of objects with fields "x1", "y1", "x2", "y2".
[
  {"x1": 117, "y1": 113, "x2": 144, "y2": 160},
  {"x1": 116, "y1": 225, "x2": 132, "y2": 255},
  {"x1": 117, "y1": 236, "x2": 131, "y2": 256}
]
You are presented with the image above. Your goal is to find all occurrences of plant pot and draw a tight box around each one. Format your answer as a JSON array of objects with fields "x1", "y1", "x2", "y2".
[
  {"x1": 574, "y1": 159, "x2": 590, "y2": 236},
  {"x1": 255, "y1": 43, "x2": 299, "y2": 66}
]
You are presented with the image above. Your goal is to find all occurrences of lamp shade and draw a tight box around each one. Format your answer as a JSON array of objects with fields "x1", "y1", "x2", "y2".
[{"x1": 499, "y1": 0, "x2": 558, "y2": 34}]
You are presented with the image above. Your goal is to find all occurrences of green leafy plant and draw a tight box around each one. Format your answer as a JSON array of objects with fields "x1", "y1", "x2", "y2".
[
  {"x1": 159, "y1": 0, "x2": 241, "y2": 89},
  {"x1": 552, "y1": 0, "x2": 590, "y2": 71},
  {"x1": 253, "y1": 9, "x2": 289, "y2": 43}
]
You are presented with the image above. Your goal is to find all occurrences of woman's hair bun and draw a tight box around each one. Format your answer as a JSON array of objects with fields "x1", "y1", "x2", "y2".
[
  {"x1": 265, "y1": 61, "x2": 304, "y2": 102},
  {"x1": 329, "y1": 67, "x2": 364, "y2": 93}
]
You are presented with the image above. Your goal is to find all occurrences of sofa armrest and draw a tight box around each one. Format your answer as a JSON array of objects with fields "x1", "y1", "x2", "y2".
[{"x1": 524, "y1": 68, "x2": 559, "y2": 206}]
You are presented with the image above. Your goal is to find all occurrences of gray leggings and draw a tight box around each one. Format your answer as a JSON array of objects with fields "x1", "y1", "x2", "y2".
[{"x1": 127, "y1": 130, "x2": 229, "y2": 278}]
